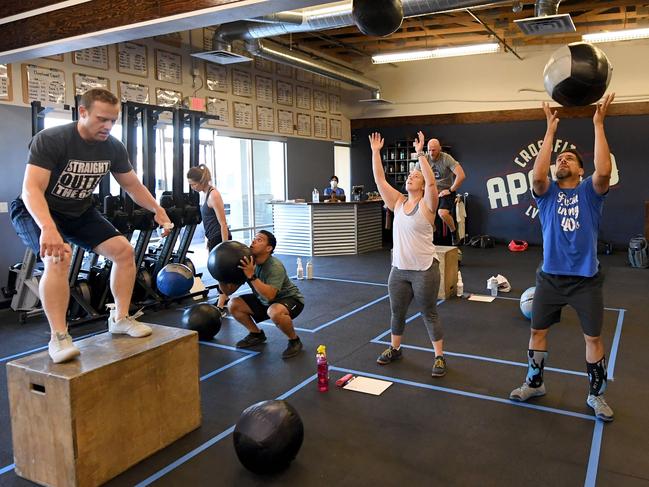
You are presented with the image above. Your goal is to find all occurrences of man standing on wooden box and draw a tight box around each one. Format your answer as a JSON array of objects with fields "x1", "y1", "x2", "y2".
[
  {"x1": 509, "y1": 94, "x2": 616, "y2": 422},
  {"x1": 416, "y1": 138, "x2": 466, "y2": 245},
  {"x1": 11, "y1": 88, "x2": 173, "y2": 363}
]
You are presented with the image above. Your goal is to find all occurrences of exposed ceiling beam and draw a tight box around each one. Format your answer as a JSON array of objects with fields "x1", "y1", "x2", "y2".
[{"x1": 0, "y1": 0, "x2": 327, "y2": 64}]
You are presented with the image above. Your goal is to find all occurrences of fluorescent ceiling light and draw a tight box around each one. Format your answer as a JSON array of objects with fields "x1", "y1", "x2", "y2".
[
  {"x1": 305, "y1": 1, "x2": 351, "y2": 19},
  {"x1": 372, "y1": 43, "x2": 500, "y2": 64},
  {"x1": 583, "y1": 27, "x2": 649, "y2": 43}
]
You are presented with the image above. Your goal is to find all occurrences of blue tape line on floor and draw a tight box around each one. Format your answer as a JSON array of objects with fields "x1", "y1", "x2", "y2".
[
  {"x1": 330, "y1": 366, "x2": 596, "y2": 421},
  {"x1": 134, "y1": 374, "x2": 317, "y2": 486}
]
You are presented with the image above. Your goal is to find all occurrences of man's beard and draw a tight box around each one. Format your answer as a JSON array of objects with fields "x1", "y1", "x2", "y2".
[{"x1": 556, "y1": 167, "x2": 571, "y2": 179}]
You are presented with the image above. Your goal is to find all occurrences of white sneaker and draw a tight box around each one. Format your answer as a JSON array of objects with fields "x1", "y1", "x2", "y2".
[
  {"x1": 587, "y1": 394, "x2": 614, "y2": 422},
  {"x1": 108, "y1": 309, "x2": 152, "y2": 337},
  {"x1": 48, "y1": 332, "x2": 80, "y2": 363},
  {"x1": 509, "y1": 382, "x2": 546, "y2": 402}
]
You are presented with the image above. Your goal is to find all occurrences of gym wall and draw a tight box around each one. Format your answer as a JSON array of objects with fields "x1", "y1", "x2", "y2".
[
  {"x1": 0, "y1": 104, "x2": 33, "y2": 290},
  {"x1": 350, "y1": 110, "x2": 649, "y2": 248},
  {"x1": 286, "y1": 138, "x2": 334, "y2": 201}
]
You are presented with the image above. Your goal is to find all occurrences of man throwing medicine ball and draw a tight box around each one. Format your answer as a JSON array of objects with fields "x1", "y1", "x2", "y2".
[
  {"x1": 509, "y1": 93, "x2": 616, "y2": 422},
  {"x1": 229, "y1": 231, "x2": 305, "y2": 359},
  {"x1": 11, "y1": 88, "x2": 173, "y2": 363}
]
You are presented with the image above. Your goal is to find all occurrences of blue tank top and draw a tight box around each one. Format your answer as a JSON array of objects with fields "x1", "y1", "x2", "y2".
[{"x1": 201, "y1": 187, "x2": 222, "y2": 241}]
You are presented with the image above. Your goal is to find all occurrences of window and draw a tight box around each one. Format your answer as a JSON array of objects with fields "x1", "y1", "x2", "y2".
[{"x1": 334, "y1": 145, "x2": 351, "y2": 195}]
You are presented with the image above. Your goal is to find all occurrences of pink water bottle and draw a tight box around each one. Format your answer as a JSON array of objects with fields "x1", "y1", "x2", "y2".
[{"x1": 316, "y1": 345, "x2": 329, "y2": 392}]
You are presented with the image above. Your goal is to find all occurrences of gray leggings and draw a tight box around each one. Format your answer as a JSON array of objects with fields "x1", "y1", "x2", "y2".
[{"x1": 388, "y1": 261, "x2": 443, "y2": 342}]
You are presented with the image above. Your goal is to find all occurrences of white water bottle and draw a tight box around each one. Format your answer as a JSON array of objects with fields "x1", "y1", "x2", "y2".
[
  {"x1": 456, "y1": 271, "x2": 463, "y2": 298},
  {"x1": 312, "y1": 188, "x2": 320, "y2": 203},
  {"x1": 297, "y1": 257, "x2": 304, "y2": 279},
  {"x1": 306, "y1": 260, "x2": 313, "y2": 279}
]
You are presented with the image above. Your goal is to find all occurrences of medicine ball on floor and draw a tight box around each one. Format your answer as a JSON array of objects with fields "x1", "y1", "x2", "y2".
[
  {"x1": 520, "y1": 286, "x2": 535, "y2": 320},
  {"x1": 543, "y1": 42, "x2": 612, "y2": 107},
  {"x1": 156, "y1": 263, "x2": 194, "y2": 297},
  {"x1": 352, "y1": 0, "x2": 403, "y2": 37},
  {"x1": 233, "y1": 400, "x2": 304, "y2": 474},
  {"x1": 207, "y1": 241, "x2": 252, "y2": 285},
  {"x1": 181, "y1": 303, "x2": 222, "y2": 340}
]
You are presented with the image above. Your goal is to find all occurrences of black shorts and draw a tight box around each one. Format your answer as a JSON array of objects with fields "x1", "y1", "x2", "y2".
[
  {"x1": 531, "y1": 265, "x2": 604, "y2": 337},
  {"x1": 239, "y1": 293, "x2": 304, "y2": 323},
  {"x1": 207, "y1": 230, "x2": 233, "y2": 252},
  {"x1": 10, "y1": 197, "x2": 122, "y2": 255},
  {"x1": 438, "y1": 191, "x2": 456, "y2": 211}
]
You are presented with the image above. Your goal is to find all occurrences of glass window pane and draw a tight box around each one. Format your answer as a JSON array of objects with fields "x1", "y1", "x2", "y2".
[
  {"x1": 214, "y1": 136, "x2": 251, "y2": 231},
  {"x1": 252, "y1": 140, "x2": 286, "y2": 228}
]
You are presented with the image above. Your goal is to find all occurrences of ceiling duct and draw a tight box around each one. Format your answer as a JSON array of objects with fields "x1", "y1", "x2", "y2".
[
  {"x1": 246, "y1": 38, "x2": 388, "y2": 103},
  {"x1": 211, "y1": 0, "x2": 513, "y2": 44},
  {"x1": 514, "y1": 0, "x2": 575, "y2": 35}
]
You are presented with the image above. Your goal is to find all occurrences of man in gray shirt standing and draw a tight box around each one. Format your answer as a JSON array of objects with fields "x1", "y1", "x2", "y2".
[{"x1": 419, "y1": 138, "x2": 466, "y2": 245}]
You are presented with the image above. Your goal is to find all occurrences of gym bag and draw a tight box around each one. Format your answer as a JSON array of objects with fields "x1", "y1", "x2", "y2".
[
  {"x1": 628, "y1": 236, "x2": 649, "y2": 268},
  {"x1": 469, "y1": 235, "x2": 495, "y2": 249}
]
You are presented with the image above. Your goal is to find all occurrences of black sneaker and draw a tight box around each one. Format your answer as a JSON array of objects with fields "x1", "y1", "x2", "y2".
[
  {"x1": 451, "y1": 231, "x2": 460, "y2": 246},
  {"x1": 216, "y1": 306, "x2": 227, "y2": 318},
  {"x1": 376, "y1": 346, "x2": 402, "y2": 365},
  {"x1": 235, "y1": 331, "x2": 266, "y2": 348},
  {"x1": 431, "y1": 355, "x2": 447, "y2": 377},
  {"x1": 282, "y1": 337, "x2": 303, "y2": 359}
]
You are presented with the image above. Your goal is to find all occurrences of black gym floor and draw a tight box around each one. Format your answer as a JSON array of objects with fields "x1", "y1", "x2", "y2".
[{"x1": 1, "y1": 245, "x2": 648, "y2": 486}]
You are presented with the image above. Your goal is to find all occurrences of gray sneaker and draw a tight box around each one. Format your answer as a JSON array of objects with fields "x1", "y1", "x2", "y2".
[
  {"x1": 587, "y1": 394, "x2": 614, "y2": 422},
  {"x1": 431, "y1": 355, "x2": 447, "y2": 377},
  {"x1": 108, "y1": 309, "x2": 152, "y2": 337},
  {"x1": 48, "y1": 332, "x2": 80, "y2": 363},
  {"x1": 509, "y1": 382, "x2": 546, "y2": 402},
  {"x1": 376, "y1": 346, "x2": 402, "y2": 365}
]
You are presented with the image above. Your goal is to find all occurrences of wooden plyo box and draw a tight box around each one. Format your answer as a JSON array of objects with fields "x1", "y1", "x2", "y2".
[
  {"x1": 436, "y1": 245, "x2": 459, "y2": 299},
  {"x1": 7, "y1": 325, "x2": 200, "y2": 487}
]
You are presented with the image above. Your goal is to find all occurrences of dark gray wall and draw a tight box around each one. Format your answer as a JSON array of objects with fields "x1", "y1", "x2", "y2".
[
  {"x1": 0, "y1": 104, "x2": 32, "y2": 291},
  {"x1": 351, "y1": 114, "x2": 649, "y2": 248},
  {"x1": 286, "y1": 137, "x2": 334, "y2": 200}
]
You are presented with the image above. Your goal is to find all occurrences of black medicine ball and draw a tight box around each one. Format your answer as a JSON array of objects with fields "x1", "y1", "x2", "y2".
[
  {"x1": 352, "y1": 0, "x2": 404, "y2": 37},
  {"x1": 543, "y1": 42, "x2": 612, "y2": 107},
  {"x1": 207, "y1": 240, "x2": 252, "y2": 285}
]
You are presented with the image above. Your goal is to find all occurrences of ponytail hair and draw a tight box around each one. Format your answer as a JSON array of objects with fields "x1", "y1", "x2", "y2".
[{"x1": 186, "y1": 164, "x2": 212, "y2": 186}]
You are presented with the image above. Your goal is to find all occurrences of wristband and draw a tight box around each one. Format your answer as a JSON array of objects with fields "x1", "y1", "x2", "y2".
[
  {"x1": 248, "y1": 275, "x2": 258, "y2": 282},
  {"x1": 417, "y1": 151, "x2": 426, "y2": 158}
]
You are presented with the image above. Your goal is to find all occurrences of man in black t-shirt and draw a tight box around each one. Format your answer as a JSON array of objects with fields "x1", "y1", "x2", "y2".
[{"x1": 11, "y1": 88, "x2": 173, "y2": 363}]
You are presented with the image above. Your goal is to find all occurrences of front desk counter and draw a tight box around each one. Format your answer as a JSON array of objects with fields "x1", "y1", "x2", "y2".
[{"x1": 270, "y1": 200, "x2": 383, "y2": 256}]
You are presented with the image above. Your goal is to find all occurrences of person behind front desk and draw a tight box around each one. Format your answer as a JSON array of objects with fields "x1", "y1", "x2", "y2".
[{"x1": 323, "y1": 175, "x2": 345, "y2": 201}]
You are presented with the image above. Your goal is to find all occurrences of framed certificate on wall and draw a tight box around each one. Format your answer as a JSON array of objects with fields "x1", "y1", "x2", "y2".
[
  {"x1": 73, "y1": 47, "x2": 109, "y2": 70},
  {"x1": 117, "y1": 42, "x2": 148, "y2": 78},
  {"x1": 0, "y1": 64, "x2": 12, "y2": 101},
  {"x1": 73, "y1": 73, "x2": 110, "y2": 95},
  {"x1": 118, "y1": 81, "x2": 149, "y2": 103},
  {"x1": 256, "y1": 105, "x2": 275, "y2": 132},
  {"x1": 206, "y1": 63, "x2": 228, "y2": 93},
  {"x1": 21, "y1": 64, "x2": 66, "y2": 104},
  {"x1": 156, "y1": 87, "x2": 183, "y2": 107},
  {"x1": 314, "y1": 116, "x2": 327, "y2": 138},
  {"x1": 278, "y1": 109, "x2": 294, "y2": 135},
  {"x1": 297, "y1": 113, "x2": 311, "y2": 137},
  {"x1": 155, "y1": 49, "x2": 182, "y2": 85},
  {"x1": 233, "y1": 101, "x2": 253, "y2": 129}
]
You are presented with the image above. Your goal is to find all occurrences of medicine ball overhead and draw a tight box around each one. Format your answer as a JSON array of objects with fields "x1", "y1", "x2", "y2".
[
  {"x1": 543, "y1": 42, "x2": 612, "y2": 107},
  {"x1": 352, "y1": 0, "x2": 404, "y2": 37}
]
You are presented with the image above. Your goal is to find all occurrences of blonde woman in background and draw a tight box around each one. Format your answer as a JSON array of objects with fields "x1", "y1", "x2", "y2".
[{"x1": 187, "y1": 164, "x2": 232, "y2": 315}]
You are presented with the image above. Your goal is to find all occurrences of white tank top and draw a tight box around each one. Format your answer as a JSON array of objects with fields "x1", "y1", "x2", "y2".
[{"x1": 392, "y1": 199, "x2": 436, "y2": 270}]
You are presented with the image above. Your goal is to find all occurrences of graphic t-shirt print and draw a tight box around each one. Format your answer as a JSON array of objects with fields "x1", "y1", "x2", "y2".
[
  {"x1": 52, "y1": 159, "x2": 110, "y2": 200},
  {"x1": 556, "y1": 191, "x2": 580, "y2": 232}
]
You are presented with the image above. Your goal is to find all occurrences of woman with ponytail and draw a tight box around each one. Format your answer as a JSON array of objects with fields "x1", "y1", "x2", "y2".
[{"x1": 187, "y1": 164, "x2": 232, "y2": 315}]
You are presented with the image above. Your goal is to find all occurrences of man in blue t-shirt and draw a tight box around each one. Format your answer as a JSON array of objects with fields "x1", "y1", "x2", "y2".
[{"x1": 509, "y1": 93, "x2": 616, "y2": 422}]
